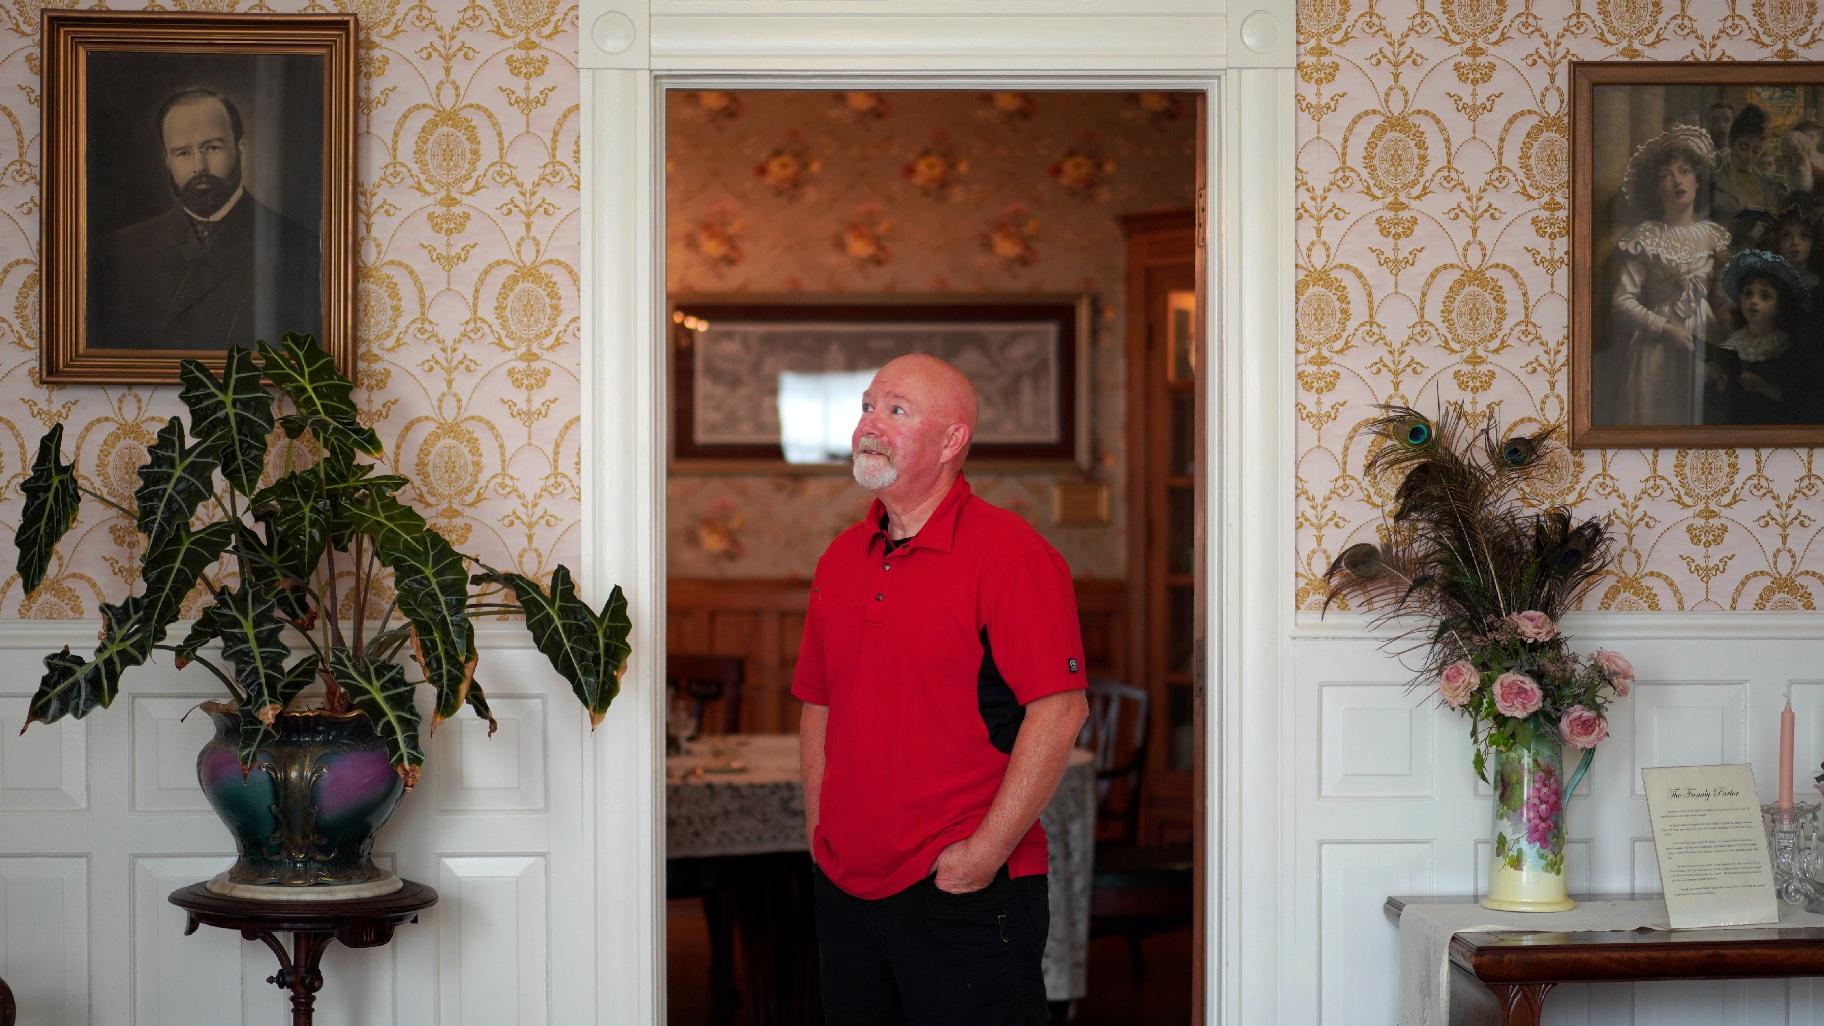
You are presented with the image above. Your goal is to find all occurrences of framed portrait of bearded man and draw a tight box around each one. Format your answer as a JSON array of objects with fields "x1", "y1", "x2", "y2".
[{"x1": 41, "y1": 10, "x2": 355, "y2": 383}]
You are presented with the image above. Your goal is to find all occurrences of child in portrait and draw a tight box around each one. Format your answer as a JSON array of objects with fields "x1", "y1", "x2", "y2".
[
  {"x1": 1707, "y1": 249, "x2": 1818, "y2": 424},
  {"x1": 1608, "y1": 125, "x2": 1732, "y2": 426}
]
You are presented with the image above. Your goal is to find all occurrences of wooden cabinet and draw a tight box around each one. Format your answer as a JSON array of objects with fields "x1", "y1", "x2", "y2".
[{"x1": 1122, "y1": 210, "x2": 1198, "y2": 847}]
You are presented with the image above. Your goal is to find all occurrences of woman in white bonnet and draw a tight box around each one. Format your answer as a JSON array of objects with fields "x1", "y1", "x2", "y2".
[{"x1": 1609, "y1": 124, "x2": 1731, "y2": 425}]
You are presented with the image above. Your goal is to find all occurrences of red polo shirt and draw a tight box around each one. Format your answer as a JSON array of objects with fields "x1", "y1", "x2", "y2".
[{"x1": 792, "y1": 475, "x2": 1087, "y2": 900}]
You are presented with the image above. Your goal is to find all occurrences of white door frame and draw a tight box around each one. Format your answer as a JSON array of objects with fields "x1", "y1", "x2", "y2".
[{"x1": 578, "y1": 5, "x2": 1295, "y2": 1023}]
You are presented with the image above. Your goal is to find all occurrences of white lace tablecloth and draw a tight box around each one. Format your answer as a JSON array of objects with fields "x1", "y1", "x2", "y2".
[
  {"x1": 666, "y1": 734, "x2": 1097, "y2": 1001},
  {"x1": 1397, "y1": 898, "x2": 1824, "y2": 1026}
]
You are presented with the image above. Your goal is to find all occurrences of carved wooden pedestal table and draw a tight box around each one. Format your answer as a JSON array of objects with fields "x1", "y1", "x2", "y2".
[{"x1": 169, "y1": 880, "x2": 437, "y2": 1026}]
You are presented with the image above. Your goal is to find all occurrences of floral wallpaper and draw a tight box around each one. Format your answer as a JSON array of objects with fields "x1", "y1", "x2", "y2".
[
  {"x1": 0, "y1": 0, "x2": 580, "y2": 618},
  {"x1": 666, "y1": 89, "x2": 1196, "y2": 580},
  {"x1": 1298, "y1": 0, "x2": 1824, "y2": 612}
]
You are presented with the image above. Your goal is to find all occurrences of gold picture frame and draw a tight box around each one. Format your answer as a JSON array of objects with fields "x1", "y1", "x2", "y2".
[
  {"x1": 1572, "y1": 60, "x2": 1824, "y2": 448},
  {"x1": 42, "y1": 10, "x2": 355, "y2": 384}
]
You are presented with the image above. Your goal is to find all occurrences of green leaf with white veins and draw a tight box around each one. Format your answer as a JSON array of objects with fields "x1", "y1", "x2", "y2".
[
  {"x1": 379, "y1": 531, "x2": 475, "y2": 725},
  {"x1": 16, "y1": 423, "x2": 81, "y2": 594},
  {"x1": 178, "y1": 348, "x2": 274, "y2": 495},
  {"x1": 199, "y1": 586, "x2": 290, "y2": 709},
  {"x1": 233, "y1": 655, "x2": 321, "y2": 767},
  {"x1": 134, "y1": 418, "x2": 220, "y2": 555},
  {"x1": 22, "y1": 597, "x2": 155, "y2": 726},
  {"x1": 257, "y1": 332, "x2": 380, "y2": 459},
  {"x1": 139, "y1": 522, "x2": 236, "y2": 645},
  {"x1": 474, "y1": 567, "x2": 629, "y2": 726},
  {"x1": 329, "y1": 649, "x2": 425, "y2": 787}
]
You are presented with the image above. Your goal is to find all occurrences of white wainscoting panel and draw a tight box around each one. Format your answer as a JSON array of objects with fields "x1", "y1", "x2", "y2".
[
  {"x1": 436, "y1": 855, "x2": 548, "y2": 1026},
  {"x1": 0, "y1": 855, "x2": 87, "y2": 1024},
  {"x1": 132, "y1": 694, "x2": 218, "y2": 813},
  {"x1": 0, "y1": 623, "x2": 581, "y2": 1026},
  {"x1": 0, "y1": 695, "x2": 86, "y2": 812},
  {"x1": 1291, "y1": 614, "x2": 1824, "y2": 1025}
]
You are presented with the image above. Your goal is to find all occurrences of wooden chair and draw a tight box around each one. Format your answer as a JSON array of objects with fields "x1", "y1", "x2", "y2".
[
  {"x1": 665, "y1": 652, "x2": 747, "y2": 1018},
  {"x1": 667, "y1": 653, "x2": 745, "y2": 735},
  {"x1": 1078, "y1": 677, "x2": 1193, "y2": 982}
]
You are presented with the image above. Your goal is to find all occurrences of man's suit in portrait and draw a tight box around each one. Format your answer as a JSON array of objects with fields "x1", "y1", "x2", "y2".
[{"x1": 89, "y1": 193, "x2": 320, "y2": 350}]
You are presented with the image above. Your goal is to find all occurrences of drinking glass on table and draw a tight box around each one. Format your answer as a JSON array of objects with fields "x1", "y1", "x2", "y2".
[{"x1": 667, "y1": 694, "x2": 699, "y2": 755}]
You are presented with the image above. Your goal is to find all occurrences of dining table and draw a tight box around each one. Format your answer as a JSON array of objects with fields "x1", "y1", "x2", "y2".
[{"x1": 667, "y1": 733, "x2": 1098, "y2": 1021}]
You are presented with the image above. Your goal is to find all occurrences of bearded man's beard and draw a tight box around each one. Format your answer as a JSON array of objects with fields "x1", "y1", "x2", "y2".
[
  {"x1": 852, "y1": 449, "x2": 898, "y2": 491},
  {"x1": 176, "y1": 162, "x2": 242, "y2": 218}
]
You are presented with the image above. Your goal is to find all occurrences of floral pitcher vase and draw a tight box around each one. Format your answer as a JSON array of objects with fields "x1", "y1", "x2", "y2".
[{"x1": 1483, "y1": 730, "x2": 1592, "y2": 913}]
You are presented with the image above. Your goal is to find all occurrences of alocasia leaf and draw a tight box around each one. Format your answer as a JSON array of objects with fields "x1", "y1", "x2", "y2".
[
  {"x1": 236, "y1": 518, "x2": 314, "y2": 623},
  {"x1": 474, "y1": 567, "x2": 629, "y2": 726},
  {"x1": 233, "y1": 655, "x2": 321, "y2": 767},
  {"x1": 22, "y1": 597, "x2": 155, "y2": 726},
  {"x1": 465, "y1": 680, "x2": 498, "y2": 735},
  {"x1": 199, "y1": 585, "x2": 291, "y2": 710},
  {"x1": 249, "y1": 472, "x2": 333, "y2": 582},
  {"x1": 134, "y1": 417, "x2": 221, "y2": 554},
  {"x1": 16, "y1": 423, "x2": 81, "y2": 593},
  {"x1": 178, "y1": 348, "x2": 274, "y2": 495},
  {"x1": 378, "y1": 532, "x2": 475, "y2": 725},
  {"x1": 139, "y1": 521, "x2": 236, "y2": 645},
  {"x1": 257, "y1": 333, "x2": 380, "y2": 460},
  {"x1": 329, "y1": 649, "x2": 424, "y2": 787},
  {"x1": 341, "y1": 490, "x2": 429, "y2": 556}
]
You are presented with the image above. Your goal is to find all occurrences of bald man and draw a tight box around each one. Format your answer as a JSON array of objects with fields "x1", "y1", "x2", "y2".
[{"x1": 793, "y1": 354, "x2": 1090, "y2": 1025}]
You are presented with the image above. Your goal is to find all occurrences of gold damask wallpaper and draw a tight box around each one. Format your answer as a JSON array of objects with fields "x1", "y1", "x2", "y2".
[
  {"x1": 666, "y1": 89, "x2": 1196, "y2": 580},
  {"x1": 1298, "y1": 0, "x2": 1824, "y2": 612},
  {"x1": 0, "y1": 0, "x2": 580, "y2": 618}
]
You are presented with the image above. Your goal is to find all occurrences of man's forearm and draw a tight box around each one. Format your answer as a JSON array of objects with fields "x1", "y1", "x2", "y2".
[
  {"x1": 969, "y1": 689, "x2": 1089, "y2": 867},
  {"x1": 799, "y1": 702, "x2": 829, "y2": 851}
]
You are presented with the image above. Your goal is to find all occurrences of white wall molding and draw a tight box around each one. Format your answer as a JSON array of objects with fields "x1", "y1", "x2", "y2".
[
  {"x1": 579, "y1": 3, "x2": 1298, "y2": 1024},
  {"x1": 1286, "y1": 628, "x2": 1824, "y2": 1023},
  {"x1": 1295, "y1": 611, "x2": 1824, "y2": 642}
]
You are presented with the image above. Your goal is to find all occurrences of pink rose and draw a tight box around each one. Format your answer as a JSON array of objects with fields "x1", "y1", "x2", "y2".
[
  {"x1": 1439, "y1": 660, "x2": 1479, "y2": 709},
  {"x1": 1559, "y1": 705, "x2": 1609, "y2": 749},
  {"x1": 1493, "y1": 671, "x2": 1544, "y2": 718},
  {"x1": 1507, "y1": 610, "x2": 1557, "y2": 643},
  {"x1": 1592, "y1": 648, "x2": 1635, "y2": 695}
]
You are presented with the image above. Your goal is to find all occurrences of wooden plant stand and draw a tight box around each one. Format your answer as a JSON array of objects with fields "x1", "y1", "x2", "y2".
[{"x1": 169, "y1": 880, "x2": 437, "y2": 1026}]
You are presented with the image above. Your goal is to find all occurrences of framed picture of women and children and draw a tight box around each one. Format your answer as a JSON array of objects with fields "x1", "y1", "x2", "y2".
[{"x1": 1572, "y1": 62, "x2": 1824, "y2": 447}]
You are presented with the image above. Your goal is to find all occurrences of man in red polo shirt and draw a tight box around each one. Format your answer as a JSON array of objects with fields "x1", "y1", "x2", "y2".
[{"x1": 795, "y1": 353, "x2": 1090, "y2": 1025}]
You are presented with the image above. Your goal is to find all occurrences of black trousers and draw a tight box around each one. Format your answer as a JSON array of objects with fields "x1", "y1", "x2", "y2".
[{"x1": 812, "y1": 863, "x2": 1050, "y2": 1026}]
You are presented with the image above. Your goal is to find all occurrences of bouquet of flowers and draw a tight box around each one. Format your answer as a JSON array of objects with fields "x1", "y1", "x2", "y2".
[{"x1": 1324, "y1": 405, "x2": 1633, "y2": 900}]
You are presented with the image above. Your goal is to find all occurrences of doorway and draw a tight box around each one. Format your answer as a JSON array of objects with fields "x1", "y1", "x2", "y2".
[{"x1": 657, "y1": 87, "x2": 1204, "y2": 1025}]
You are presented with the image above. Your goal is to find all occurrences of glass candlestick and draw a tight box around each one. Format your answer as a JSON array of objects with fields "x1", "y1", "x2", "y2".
[{"x1": 1762, "y1": 801, "x2": 1820, "y2": 906}]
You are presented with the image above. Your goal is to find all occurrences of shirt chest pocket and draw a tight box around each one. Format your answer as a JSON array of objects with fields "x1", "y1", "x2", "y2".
[{"x1": 810, "y1": 587, "x2": 868, "y2": 692}]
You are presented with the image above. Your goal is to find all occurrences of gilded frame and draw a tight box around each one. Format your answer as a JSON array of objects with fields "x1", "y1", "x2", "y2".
[
  {"x1": 42, "y1": 10, "x2": 356, "y2": 383},
  {"x1": 670, "y1": 293, "x2": 1093, "y2": 472},
  {"x1": 1572, "y1": 60, "x2": 1824, "y2": 448}
]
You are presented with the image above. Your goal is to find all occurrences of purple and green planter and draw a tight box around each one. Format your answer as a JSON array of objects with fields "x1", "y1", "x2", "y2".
[{"x1": 13, "y1": 334, "x2": 631, "y2": 899}]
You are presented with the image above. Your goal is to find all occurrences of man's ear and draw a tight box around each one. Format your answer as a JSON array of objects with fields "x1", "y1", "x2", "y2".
[{"x1": 940, "y1": 422, "x2": 973, "y2": 464}]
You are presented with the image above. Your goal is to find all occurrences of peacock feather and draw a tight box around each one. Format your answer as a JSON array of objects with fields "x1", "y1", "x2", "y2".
[{"x1": 1324, "y1": 404, "x2": 1615, "y2": 679}]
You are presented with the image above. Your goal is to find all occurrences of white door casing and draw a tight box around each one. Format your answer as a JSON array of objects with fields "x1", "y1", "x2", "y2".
[
  {"x1": 579, "y1": 2, "x2": 1295, "y2": 1024},
  {"x1": 0, "y1": 4, "x2": 1295, "y2": 1026}
]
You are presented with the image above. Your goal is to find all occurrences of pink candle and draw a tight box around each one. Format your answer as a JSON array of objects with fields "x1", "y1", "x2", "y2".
[{"x1": 1780, "y1": 696, "x2": 1796, "y2": 811}]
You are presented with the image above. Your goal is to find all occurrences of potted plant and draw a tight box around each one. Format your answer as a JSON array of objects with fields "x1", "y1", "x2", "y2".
[
  {"x1": 13, "y1": 333, "x2": 630, "y2": 899},
  {"x1": 1323, "y1": 405, "x2": 1632, "y2": 912}
]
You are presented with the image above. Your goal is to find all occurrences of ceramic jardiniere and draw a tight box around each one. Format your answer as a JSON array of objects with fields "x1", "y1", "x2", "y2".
[
  {"x1": 197, "y1": 705, "x2": 406, "y2": 900},
  {"x1": 1482, "y1": 729, "x2": 1575, "y2": 913}
]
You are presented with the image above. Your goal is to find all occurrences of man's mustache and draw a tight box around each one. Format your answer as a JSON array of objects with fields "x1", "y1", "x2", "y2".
[{"x1": 852, "y1": 443, "x2": 891, "y2": 460}]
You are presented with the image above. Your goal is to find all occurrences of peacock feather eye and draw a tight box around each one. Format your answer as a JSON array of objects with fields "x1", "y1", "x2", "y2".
[
  {"x1": 1339, "y1": 542, "x2": 1384, "y2": 578},
  {"x1": 1501, "y1": 437, "x2": 1537, "y2": 467},
  {"x1": 1404, "y1": 421, "x2": 1432, "y2": 447}
]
